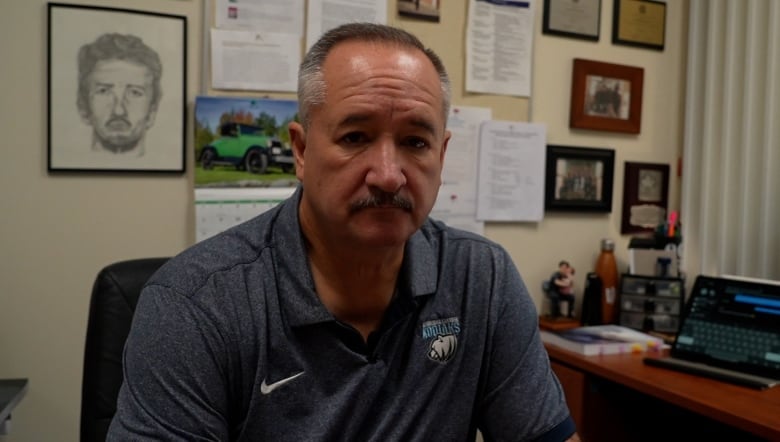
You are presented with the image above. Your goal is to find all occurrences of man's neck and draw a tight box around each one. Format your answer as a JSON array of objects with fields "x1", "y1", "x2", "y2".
[{"x1": 306, "y1": 236, "x2": 405, "y2": 341}]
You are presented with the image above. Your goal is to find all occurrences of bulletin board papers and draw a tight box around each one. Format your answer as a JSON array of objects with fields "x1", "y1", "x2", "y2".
[
  {"x1": 214, "y1": 0, "x2": 304, "y2": 35},
  {"x1": 195, "y1": 187, "x2": 295, "y2": 242},
  {"x1": 306, "y1": 0, "x2": 388, "y2": 50},
  {"x1": 466, "y1": 0, "x2": 535, "y2": 97},
  {"x1": 210, "y1": 29, "x2": 300, "y2": 92},
  {"x1": 476, "y1": 121, "x2": 546, "y2": 222},
  {"x1": 431, "y1": 106, "x2": 492, "y2": 236}
]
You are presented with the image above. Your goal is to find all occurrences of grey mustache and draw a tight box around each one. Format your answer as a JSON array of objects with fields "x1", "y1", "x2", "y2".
[{"x1": 350, "y1": 193, "x2": 412, "y2": 212}]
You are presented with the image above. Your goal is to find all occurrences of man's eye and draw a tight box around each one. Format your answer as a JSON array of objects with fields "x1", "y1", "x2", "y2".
[
  {"x1": 340, "y1": 132, "x2": 367, "y2": 145},
  {"x1": 403, "y1": 137, "x2": 430, "y2": 150},
  {"x1": 127, "y1": 87, "x2": 147, "y2": 98},
  {"x1": 94, "y1": 85, "x2": 111, "y2": 95}
]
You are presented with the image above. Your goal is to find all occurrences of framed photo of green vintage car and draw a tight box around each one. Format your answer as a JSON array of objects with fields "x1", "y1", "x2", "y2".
[
  {"x1": 569, "y1": 58, "x2": 644, "y2": 134},
  {"x1": 47, "y1": 3, "x2": 186, "y2": 173},
  {"x1": 194, "y1": 96, "x2": 299, "y2": 188}
]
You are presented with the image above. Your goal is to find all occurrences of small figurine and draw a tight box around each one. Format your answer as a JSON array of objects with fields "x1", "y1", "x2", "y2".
[{"x1": 547, "y1": 260, "x2": 576, "y2": 318}]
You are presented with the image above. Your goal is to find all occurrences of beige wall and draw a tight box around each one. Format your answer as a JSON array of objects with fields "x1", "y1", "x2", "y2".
[{"x1": 0, "y1": 1, "x2": 687, "y2": 440}]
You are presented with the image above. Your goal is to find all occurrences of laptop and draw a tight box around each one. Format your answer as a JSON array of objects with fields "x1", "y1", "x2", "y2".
[{"x1": 643, "y1": 274, "x2": 780, "y2": 390}]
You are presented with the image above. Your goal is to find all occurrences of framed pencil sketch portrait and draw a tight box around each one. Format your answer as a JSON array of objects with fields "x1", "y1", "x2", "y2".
[
  {"x1": 48, "y1": 3, "x2": 187, "y2": 173},
  {"x1": 621, "y1": 162, "x2": 669, "y2": 234},
  {"x1": 569, "y1": 58, "x2": 644, "y2": 134},
  {"x1": 545, "y1": 145, "x2": 615, "y2": 213}
]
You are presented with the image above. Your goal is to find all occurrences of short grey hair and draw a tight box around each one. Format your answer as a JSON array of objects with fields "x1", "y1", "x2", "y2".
[{"x1": 297, "y1": 22, "x2": 451, "y2": 129}]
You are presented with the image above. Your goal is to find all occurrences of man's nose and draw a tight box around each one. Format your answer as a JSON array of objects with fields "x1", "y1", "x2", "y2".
[
  {"x1": 112, "y1": 93, "x2": 128, "y2": 116},
  {"x1": 365, "y1": 137, "x2": 406, "y2": 193}
]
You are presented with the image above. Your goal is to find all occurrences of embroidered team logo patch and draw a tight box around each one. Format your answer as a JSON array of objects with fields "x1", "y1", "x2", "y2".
[{"x1": 422, "y1": 317, "x2": 461, "y2": 363}]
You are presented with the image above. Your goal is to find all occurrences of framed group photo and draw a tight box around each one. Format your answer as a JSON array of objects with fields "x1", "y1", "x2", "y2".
[
  {"x1": 620, "y1": 161, "x2": 670, "y2": 234},
  {"x1": 569, "y1": 58, "x2": 644, "y2": 134},
  {"x1": 48, "y1": 3, "x2": 187, "y2": 173},
  {"x1": 545, "y1": 145, "x2": 615, "y2": 213}
]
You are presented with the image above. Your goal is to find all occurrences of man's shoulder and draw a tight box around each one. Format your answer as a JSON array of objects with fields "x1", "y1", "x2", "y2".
[
  {"x1": 422, "y1": 218, "x2": 505, "y2": 254},
  {"x1": 149, "y1": 208, "x2": 284, "y2": 296}
]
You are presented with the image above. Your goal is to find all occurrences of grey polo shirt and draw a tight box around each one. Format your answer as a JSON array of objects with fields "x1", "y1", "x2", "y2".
[{"x1": 109, "y1": 186, "x2": 575, "y2": 441}]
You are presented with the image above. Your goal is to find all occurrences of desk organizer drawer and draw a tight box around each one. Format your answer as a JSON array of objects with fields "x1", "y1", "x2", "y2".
[
  {"x1": 621, "y1": 275, "x2": 683, "y2": 298},
  {"x1": 621, "y1": 294, "x2": 681, "y2": 315},
  {"x1": 619, "y1": 312, "x2": 679, "y2": 333}
]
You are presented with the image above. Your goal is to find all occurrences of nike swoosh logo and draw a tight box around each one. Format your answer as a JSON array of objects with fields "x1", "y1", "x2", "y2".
[{"x1": 260, "y1": 371, "x2": 304, "y2": 394}]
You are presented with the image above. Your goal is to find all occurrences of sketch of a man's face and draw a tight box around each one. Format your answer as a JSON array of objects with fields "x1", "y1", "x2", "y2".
[
  {"x1": 77, "y1": 33, "x2": 162, "y2": 156},
  {"x1": 83, "y1": 59, "x2": 157, "y2": 153}
]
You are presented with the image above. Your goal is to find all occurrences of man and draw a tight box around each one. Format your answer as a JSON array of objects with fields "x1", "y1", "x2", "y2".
[
  {"x1": 77, "y1": 33, "x2": 162, "y2": 156},
  {"x1": 108, "y1": 23, "x2": 578, "y2": 441}
]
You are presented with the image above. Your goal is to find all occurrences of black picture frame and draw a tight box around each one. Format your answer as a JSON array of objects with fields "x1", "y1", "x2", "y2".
[
  {"x1": 545, "y1": 145, "x2": 615, "y2": 212},
  {"x1": 620, "y1": 161, "x2": 670, "y2": 234},
  {"x1": 612, "y1": 0, "x2": 666, "y2": 51},
  {"x1": 47, "y1": 3, "x2": 187, "y2": 173},
  {"x1": 542, "y1": 0, "x2": 601, "y2": 42}
]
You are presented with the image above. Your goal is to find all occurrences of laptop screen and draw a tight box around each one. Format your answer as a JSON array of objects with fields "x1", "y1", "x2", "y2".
[{"x1": 672, "y1": 275, "x2": 780, "y2": 380}]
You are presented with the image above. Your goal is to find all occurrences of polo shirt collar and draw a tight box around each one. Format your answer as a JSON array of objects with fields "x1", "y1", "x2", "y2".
[{"x1": 273, "y1": 186, "x2": 439, "y2": 328}]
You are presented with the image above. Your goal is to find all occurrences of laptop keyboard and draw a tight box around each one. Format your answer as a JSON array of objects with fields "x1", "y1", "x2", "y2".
[{"x1": 677, "y1": 319, "x2": 780, "y2": 366}]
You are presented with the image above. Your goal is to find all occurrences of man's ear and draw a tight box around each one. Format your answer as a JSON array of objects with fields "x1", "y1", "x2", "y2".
[
  {"x1": 440, "y1": 129, "x2": 451, "y2": 163},
  {"x1": 288, "y1": 121, "x2": 306, "y2": 181}
]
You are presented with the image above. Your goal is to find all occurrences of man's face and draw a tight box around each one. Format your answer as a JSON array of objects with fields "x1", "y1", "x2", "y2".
[
  {"x1": 290, "y1": 41, "x2": 450, "y2": 249},
  {"x1": 82, "y1": 59, "x2": 157, "y2": 152}
]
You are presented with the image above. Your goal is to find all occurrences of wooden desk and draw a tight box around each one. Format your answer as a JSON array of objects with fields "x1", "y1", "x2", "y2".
[{"x1": 546, "y1": 345, "x2": 780, "y2": 441}]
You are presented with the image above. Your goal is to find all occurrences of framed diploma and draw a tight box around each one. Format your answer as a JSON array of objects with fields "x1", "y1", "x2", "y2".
[
  {"x1": 543, "y1": 0, "x2": 601, "y2": 41},
  {"x1": 612, "y1": 0, "x2": 666, "y2": 50},
  {"x1": 621, "y1": 162, "x2": 670, "y2": 234}
]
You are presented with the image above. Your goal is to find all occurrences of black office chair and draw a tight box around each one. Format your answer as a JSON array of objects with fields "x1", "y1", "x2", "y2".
[{"x1": 80, "y1": 257, "x2": 169, "y2": 442}]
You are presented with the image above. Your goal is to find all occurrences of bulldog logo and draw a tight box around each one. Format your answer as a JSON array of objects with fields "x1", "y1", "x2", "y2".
[{"x1": 428, "y1": 334, "x2": 458, "y2": 363}]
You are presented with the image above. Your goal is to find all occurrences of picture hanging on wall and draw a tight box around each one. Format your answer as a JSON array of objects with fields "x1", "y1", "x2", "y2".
[
  {"x1": 545, "y1": 145, "x2": 615, "y2": 213},
  {"x1": 542, "y1": 0, "x2": 601, "y2": 42},
  {"x1": 397, "y1": 0, "x2": 441, "y2": 22},
  {"x1": 47, "y1": 3, "x2": 187, "y2": 173},
  {"x1": 612, "y1": 0, "x2": 666, "y2": 51},
  {"x1": 621, "y1": 161, "x2": 670, "y2": 234},
  {"x1": 569, "y1": 58, "x2": 644, "y2": 134},
  {"x1": 194, "y1": 96, "x2": 299, "y2": 188}
]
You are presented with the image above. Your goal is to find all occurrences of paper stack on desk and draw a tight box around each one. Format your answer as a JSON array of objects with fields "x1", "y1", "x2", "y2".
[{"x1": 540, "y1": 324, "x2": 667, "y2": 356}]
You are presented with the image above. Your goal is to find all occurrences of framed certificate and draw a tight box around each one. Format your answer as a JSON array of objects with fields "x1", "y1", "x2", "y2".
[
  {"x1": 612, "y1": 0, "x2": 666, "y2": 50},
  {"x1": 621, "y1": 162, "x2": 670, "y2": 234},
  {"x1": 543, "y1": 0, "x2": 601, "y2": 41}
]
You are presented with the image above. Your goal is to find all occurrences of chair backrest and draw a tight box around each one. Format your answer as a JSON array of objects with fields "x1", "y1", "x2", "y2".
[{"x1": 80, "y1": 257, "x2": 169, "y2": 442}]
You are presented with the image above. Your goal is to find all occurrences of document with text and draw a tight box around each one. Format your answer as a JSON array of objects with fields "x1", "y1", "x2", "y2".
[
  {"x1": 466, "y1": 0, "x2": 535, "y2": 97},
  {"x1": 476, "y1": 121, "x2": 546, "y2": 222}
]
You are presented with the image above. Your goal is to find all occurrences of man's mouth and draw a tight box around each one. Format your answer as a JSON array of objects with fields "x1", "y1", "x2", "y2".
[{"x1": 106, "y1": 117, "x2": 131, "y2": 131}]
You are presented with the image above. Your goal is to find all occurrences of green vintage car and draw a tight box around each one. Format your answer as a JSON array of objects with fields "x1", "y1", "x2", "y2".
[{"x1": 200, "y1": 122, "x2": 294, "y2": 174}]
